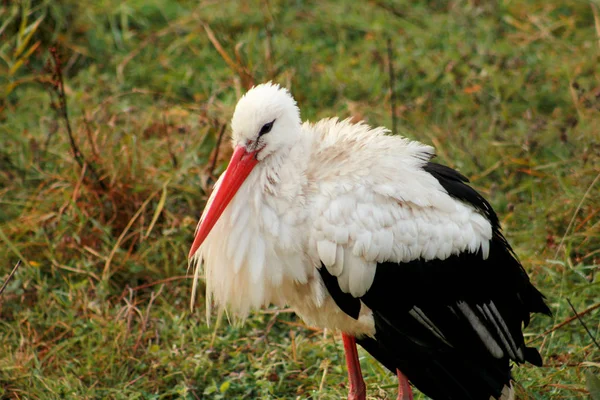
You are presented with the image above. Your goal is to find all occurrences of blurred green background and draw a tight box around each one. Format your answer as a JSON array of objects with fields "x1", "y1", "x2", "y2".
[{"x1": 1, "y1": 0, "x2": 599, "y2": 398}]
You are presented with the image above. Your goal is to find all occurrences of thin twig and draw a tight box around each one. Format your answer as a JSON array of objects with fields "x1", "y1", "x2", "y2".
[
  {"x1": 124, "y1": 373, "x2": 148, "y2": 388},
  {"x1": 209, "y1": 123, "x2": 227, "y2": 175},
  {"x1": 49, "y1": 48, "x2": 107, "y2": 191},
  {"x1": 386, "y1": 37, "x2": 397, "y2": 135},
  {"x1": 566, "y1": 298, "x2": 600, "y2": 350},
  {"x1": 0, "y1": 260, "x2": 22, "y2": 297},
  {"x1": 529, "y1": 301, "x2": 600, "y2": 343},
  {"x1": 50, "y1": 50, "x2": 80, "y2": 166}
]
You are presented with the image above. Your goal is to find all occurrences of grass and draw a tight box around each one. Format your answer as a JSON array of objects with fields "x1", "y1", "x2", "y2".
[{"x1": 1, "y1": 0, "x2": 599, "y2": 398}]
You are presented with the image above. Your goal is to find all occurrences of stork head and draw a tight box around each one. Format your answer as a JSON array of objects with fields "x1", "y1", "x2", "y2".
[
  {"x1": 231, "y1": 82, "x2": 302, "y2": 159},
  {"x1": 189, "y1": 82, "x2": 301, "y2": 259}
]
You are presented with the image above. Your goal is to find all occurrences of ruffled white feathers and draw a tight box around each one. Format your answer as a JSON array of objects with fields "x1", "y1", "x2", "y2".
[{"x1": 307, "y1": 118, "x2": 492, "y2": 298}]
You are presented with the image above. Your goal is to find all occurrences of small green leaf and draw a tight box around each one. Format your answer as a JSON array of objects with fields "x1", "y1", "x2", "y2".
[
  {"x1": 149, "y1": 344, "x2": 160, "y2": 354},
  {"x1": 8, "y1": 59, "x2": 24, "y2": 76},
  {"x1": 14, "y1": 13, "x2": 44, "y2": 59},
  {"x1": 144, "y1": 180, "x2": 169, "y2": 239},
  {"x1": 219, "y1": 381, "x2": 230, "y2": 393},
  {"x1": 203, "y1": 385, "x2": 217, "y2": 395}
]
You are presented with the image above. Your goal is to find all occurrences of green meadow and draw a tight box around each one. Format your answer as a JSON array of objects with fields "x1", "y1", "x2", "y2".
[{"x1": 1, "y1": 1, "x2": 599, "y2": 398}]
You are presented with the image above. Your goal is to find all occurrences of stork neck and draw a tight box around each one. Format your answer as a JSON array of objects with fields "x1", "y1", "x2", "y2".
[{"x1": 251, "y1": 136, "x2": 308, "y2": 217}]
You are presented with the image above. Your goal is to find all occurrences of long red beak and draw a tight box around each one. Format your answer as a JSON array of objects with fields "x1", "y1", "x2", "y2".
[{"x1": 188, "y1": 146, "x2": 258, "y2": 259}]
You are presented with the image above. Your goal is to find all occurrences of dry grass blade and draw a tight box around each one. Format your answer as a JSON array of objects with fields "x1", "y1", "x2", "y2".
[
  {"x1": 0, "y1": 260, "x2": 22, "y2": 297},
  {"x1": 129, "y1": 275, "x2": 191, "y2": 292},
  {"x1": 592, "y1": 2, "x2": 600, "y2": 51},
  {"x1": 554, "y1": 170, "x2": 600, "y2": 259},
  {"x1": 262, "y1": 0, "x2": 275, "y2": 79},
  {"x1": 386, "y1": 37, "x2": 397, "y2": 135},
  {"x1": 133, "y1": 284, "x2": 164, "y2": 352},
  {"x1": 0, "y1": 227, "x2": 32, "y2": 270},
  {"x1": 103, "y1": 189, "x2": 160, "y2": 280},
  {"x1": 209, "y1": 124, "x2": 227, "y2": 175},
  {"x1": 202, "y1": 22, "x2": 253, "y2": 89},
  {"x1": 318, "y1": 359, "x2": 330, "y2": 396}
]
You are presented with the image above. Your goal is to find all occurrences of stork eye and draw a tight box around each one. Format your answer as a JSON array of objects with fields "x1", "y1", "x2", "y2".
[{"x1": 258, "y1": 120, "x2": 275, "y2": 136}]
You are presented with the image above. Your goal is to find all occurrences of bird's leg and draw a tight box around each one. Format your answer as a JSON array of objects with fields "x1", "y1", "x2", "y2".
[
  {"x1": 342, "y1": 333, "x2": 366, "y2": 400},
  {"x1": 396, "y1": 369, "x2": 413, "y2": 400}
]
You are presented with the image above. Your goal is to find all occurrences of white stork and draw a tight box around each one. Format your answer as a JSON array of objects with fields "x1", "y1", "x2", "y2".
[{"x1": 189, "y1": 82, "x2": 550, "y2": 400}]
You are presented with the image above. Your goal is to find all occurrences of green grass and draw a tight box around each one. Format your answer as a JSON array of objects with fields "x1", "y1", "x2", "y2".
[{"x1": 1, "y1": 0, "x2": 599, "y2": 398}]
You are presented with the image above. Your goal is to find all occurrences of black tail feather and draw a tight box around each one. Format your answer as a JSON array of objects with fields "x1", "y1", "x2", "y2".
[{"x1": 357, "y1": 316, "x2": 514, "y2": 400}]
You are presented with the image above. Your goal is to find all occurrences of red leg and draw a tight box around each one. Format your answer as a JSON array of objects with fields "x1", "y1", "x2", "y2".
[
  {"x1": 342, "y1": 333, "x2": 366, "y2": 400},
  {"x1": 396, "y1": 369, "x2": 413, "y2": 400}
]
